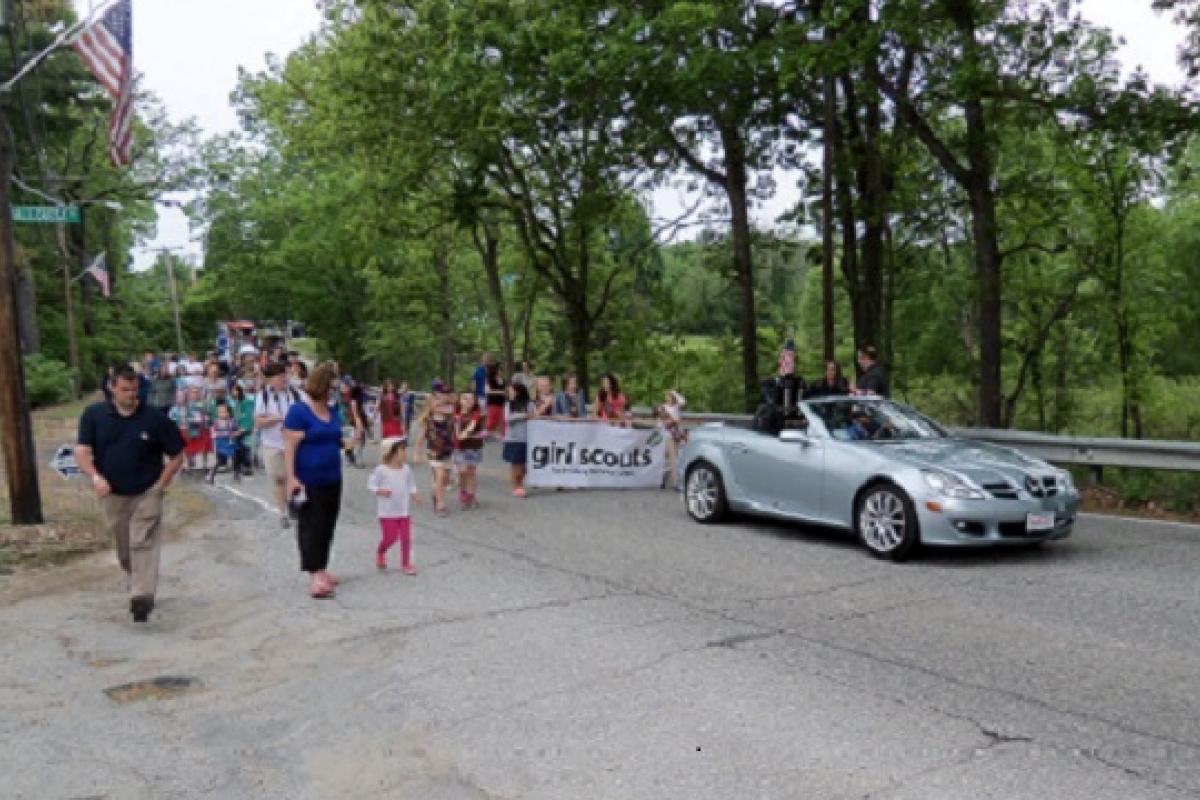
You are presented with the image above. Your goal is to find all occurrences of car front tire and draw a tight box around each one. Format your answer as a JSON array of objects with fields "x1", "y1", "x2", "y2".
[
  {"x1": 855, "y1": 482, "x2": 920, "y2": 561},
  {"x1": 685, "y1": 462, "x2": 728, "y2": 524}
]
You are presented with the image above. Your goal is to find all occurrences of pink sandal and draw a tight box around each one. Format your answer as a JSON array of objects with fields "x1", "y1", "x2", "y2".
[{"x1": 310, "y1": 577, "x2": 335, "y2": 598}]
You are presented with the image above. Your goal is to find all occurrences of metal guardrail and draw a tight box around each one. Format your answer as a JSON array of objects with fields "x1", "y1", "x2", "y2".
[
  {"x1": 950, "y1": 428, "x2": 1200, "y2": 473},
  {"x1": 648, "y1": 409, "x2": 1200, "y2": 474},
  {"x1": 397, "y1": 394, "x2": 1199, "y2": 475}
]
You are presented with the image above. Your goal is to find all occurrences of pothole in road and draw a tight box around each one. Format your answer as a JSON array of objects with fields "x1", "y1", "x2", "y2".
[{"x1": 104, "y1": 675, "x2": 202, "y2": 703}]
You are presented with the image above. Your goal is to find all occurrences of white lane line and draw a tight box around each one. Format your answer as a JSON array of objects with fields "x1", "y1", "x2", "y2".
[
  {"x1": 1079, "y1": 512, "x2": 1200, "y2": 530},
  {"x1": 218, "y1": 484, "x2": 277, "y2": 515}
]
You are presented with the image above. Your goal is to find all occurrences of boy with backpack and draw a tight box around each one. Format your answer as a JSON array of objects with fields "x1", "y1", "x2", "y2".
[{"x1": 255, "y1": 362, "x2": 304, "y2": 528}]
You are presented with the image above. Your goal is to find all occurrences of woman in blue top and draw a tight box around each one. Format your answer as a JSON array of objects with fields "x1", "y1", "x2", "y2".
[
  {"x1": 283, "y1": 362, "x2": 345, "y2": 598},
  {"x1": 553, "y1": 373, "x2": 587, "y2": 418}
]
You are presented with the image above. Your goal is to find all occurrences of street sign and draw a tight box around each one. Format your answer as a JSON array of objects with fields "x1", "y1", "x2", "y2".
[
  {"x1": 12, "y1": 205, "x2": 82, "y2": 224},
  {"x1": 49, "y1": 445, "x2": 81, "y2": 479}
]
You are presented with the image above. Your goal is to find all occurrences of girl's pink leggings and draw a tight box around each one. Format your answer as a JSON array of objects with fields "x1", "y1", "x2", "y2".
[{"x1": 377, "y1": 517, "x2": 413, "y2": 566}]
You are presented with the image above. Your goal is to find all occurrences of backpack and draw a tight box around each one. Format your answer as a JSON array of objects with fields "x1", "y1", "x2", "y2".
[{"x1": 260, "y1": 386, "x2": 301, "y2": 414}]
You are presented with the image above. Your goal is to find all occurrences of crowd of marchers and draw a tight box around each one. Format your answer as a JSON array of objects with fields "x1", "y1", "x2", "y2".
[{"x1": 76, "y1": 337, "x2": 890, "y2": 615}]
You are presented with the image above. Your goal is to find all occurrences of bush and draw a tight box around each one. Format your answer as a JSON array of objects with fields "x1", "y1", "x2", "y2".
[{"x1": 23, "y1": 355, "x2": 76, "y2": 408}]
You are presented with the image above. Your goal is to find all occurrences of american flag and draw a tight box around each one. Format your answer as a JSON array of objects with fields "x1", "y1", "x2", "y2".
[
  {"x1": 85, "y1": 254, "x2": 111, "y2": 298},
  {"x1": 72, "y1": 0, "x2": 134, "y2": 166}
]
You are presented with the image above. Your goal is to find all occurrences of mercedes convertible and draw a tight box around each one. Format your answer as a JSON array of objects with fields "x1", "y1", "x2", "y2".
[{"x1": 678, "y1": 397, "x2": 1080, "y2": 560}]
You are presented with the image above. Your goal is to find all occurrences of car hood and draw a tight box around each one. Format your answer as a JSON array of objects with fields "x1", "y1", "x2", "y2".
[{"x1": 879, "y1": 438, "x2": 1056, "y2": 486}]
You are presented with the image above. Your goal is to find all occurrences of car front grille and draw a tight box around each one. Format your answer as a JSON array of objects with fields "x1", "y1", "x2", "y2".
[
  {"x1": 983, "y1": 482, "x2": 1018, "y2": 499},
  {"x1": 1024, "y1": 475, "x2": 1058, "y2": 498}
]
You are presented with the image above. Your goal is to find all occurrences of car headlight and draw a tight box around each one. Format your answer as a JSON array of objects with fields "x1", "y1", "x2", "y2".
[
  {"x1": 1055, "y1": 469, "x2": 1077, "y2": 495},
  {"x1": 922, "y1": 470, "x2": 985, "y2": 500}
]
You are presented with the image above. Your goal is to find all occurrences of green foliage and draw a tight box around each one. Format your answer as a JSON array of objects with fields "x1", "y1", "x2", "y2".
[
  {"x1": 178, "y1": 0, "x2": 1198, "y2": 434},
  {"x1": 23, "y1": 355, "x2": 76, "y2": 408}
]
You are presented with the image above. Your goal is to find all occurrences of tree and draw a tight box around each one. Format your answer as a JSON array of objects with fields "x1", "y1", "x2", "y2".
[{"x1": 615, "y1": 0, "x2": 801, "y2": 409}]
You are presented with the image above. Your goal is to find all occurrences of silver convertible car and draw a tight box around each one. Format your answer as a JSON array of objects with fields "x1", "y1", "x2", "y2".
[{"x1": 678, "y1": 397, "x2": 1081, "y2": 560}]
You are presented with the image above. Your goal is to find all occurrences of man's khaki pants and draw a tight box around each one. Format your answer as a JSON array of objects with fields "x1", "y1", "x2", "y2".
[{"x1": 101, "y1": 486, "x2": 165, "y2": 598}]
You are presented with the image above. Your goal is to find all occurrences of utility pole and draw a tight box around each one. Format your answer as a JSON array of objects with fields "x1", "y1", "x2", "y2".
[
  {"x1": 56, "y1": 219, "x2": 81, "y2": 394},
  {"x1": 163, "y1": 249, "x2": 183, "y2": 354},
  {"x1": 0, "y1": 122, "x2": 44, "y2": 524}
]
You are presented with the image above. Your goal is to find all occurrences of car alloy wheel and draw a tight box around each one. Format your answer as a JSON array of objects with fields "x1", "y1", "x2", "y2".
[
  {"x1": 685, "y1": 463, "x2": 727, "y2": 523},
  {"x1": 857, "y1": 484, "x2": 919, "y2": 560}
]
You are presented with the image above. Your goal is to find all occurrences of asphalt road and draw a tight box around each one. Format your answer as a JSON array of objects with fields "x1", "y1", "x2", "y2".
[{"x1": 1, "y1": 449, "x2": 1198, "y2": 799}]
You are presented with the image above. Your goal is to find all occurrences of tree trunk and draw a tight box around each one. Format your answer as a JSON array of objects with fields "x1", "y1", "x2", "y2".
[
  {"x1": 472, "y1": 222, "x2": 515, "y2": 376},
  {"x1": 15, "y1": 261, "x2": 39, "y2": 354},
  {"x1": 969, "y1": 181, "x2": 1004, "y2": 428},
  {"x1": 567, "y1": 297, "x2": 591, "y2": 400},
  {"x1": 858, "y1": 55, "x2": 887, "y2": 355},
  {"x1": 434, "y1": 245, "x2": 453, "y2": 380},
  {"x1": 882, "y1": 220, "x2": 897, "y2": 377},
  {"x1": 820, "y1": 27, "x2": 837, "y2": 361},
  {"x1": 724, "y1": 142, "x2": 758, "y2": 412},
  {"x1": 948, "y1": 0, "x2": 1004, "y2": 428},
  {"x1": 521, "y1": 286, "x2": 536, "y2": 363},
  {"x1": 1032, "y1": 352, "x2": 1046, "y2": 431},
  {"x1": 1117, "y1": 316, "x2": 1133, "y2": 439}
]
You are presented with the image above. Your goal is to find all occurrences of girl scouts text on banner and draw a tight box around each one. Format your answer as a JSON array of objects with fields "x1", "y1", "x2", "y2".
[{"x1": 526, "y1": 420, "x2": 667, "y2": 489}]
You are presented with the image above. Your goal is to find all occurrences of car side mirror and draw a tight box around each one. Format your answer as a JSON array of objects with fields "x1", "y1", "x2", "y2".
[{"x1": 779, "y1": 429, "x2": 810, "y2": 445}]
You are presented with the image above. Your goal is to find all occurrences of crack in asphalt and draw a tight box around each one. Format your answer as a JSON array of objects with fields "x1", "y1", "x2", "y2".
[
  {"x1": 438, "y1": 642, "x2": 710, "y2": 734},
  {"x1": 181, "y1": 476, "x2": 1200, "y2": 796},
  {"x1": 331, "y1": 590, "x2": 629, "y2": 647},
  {"x1": 411, "y1": 509, "x2": 1200, "y2": 793}
]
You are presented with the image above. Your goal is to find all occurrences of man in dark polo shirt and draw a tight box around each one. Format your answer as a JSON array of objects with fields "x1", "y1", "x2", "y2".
[
  {"x1": 76, "y1": 366, "x2": 185, "y2": 623},
  {"x1": 855, "y1": 345, "x2": 890, "y2": 398}
]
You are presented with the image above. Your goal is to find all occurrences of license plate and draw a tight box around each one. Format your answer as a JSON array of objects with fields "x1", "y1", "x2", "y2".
[{"x1": 1026, "y1": 512, "x2": 1055, "y2": 532}]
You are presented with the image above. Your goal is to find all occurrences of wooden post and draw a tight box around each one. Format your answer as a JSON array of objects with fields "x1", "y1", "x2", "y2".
[{"x1": 0, "y1": 125, "x2": 44, "y2": 524}]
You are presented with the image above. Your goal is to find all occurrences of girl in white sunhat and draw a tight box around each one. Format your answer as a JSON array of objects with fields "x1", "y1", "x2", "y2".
[{"x1": 368, "y1": 437, "x2": 422, "y2": 574}]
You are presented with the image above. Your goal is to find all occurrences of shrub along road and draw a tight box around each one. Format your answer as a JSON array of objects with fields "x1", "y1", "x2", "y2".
[{"x1": 1, "y1": 450, "x2": 1197, "y2": 799}]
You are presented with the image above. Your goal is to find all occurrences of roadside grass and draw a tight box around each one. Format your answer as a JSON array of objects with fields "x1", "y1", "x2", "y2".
[{"x1": 0, "y1": 398, "x2": 209, "y2": 573}]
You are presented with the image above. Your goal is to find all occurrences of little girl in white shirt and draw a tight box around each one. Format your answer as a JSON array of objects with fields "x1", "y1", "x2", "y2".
[{"x1": 368, "y1": 437, "x2": 422, "y2": 574}]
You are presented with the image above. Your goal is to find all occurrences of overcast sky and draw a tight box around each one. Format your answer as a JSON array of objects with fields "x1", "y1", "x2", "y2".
[{"x1": 100, "y1": 0, "x2": 1188, "y2": 268}]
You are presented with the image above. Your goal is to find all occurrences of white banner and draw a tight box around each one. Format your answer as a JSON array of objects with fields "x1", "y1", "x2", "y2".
[{"x1": 526, "y1": 420, "x2": 667, "y2": 489}]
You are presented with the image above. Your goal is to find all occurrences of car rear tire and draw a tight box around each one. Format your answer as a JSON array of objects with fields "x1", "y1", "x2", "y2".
[
  {"x1": 855, "y1": 482, "x2": 920, "y2": 561},
  {"x1": 685, "y1": 462, "x2": 728, "y2": 524}
]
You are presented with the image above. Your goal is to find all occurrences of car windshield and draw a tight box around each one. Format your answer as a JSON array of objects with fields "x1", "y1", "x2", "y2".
[{"x1": 808, "y1": 400, "x2": 946, "y2": 442}]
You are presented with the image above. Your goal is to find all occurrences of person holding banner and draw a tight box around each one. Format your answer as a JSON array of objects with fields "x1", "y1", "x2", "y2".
[
  {"x1": 553, "y1": 374, "x2": 587, "y2": 418},
  {"x1": 532, "y1": 376, "x2": 556, "y2": 418},
  {"x1": 503, "y1": 383, "x2": 535, "y2": 497},
  {"x1": 595, "y1": 374, "x2": 631, "y2": 427}
]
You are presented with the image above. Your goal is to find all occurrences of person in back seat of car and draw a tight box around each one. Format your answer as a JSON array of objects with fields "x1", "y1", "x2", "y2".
[
  {"x1": 854, "y1": 346, "x2": 889, "y2": 398},
  {"x1": 805, "y1": 360, "x2": 850, "y2": 399}
]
